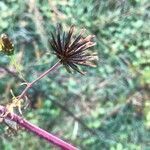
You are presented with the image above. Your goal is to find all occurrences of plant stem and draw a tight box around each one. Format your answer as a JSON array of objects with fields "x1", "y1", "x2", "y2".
[
  {"x1": 2, "y1": 60, "x2": 77, "y2": 149},
  {"x1": 0, "y1": 105, "x2": 78, "y2": 150},
  {"x1": 18, "y1": 60, "x2": 61, "y2": 99}
]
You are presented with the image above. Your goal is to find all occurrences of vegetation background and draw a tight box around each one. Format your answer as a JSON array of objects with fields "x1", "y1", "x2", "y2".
[{"x1": 0, "y1": 0, "x2": 149, "y2": 149}]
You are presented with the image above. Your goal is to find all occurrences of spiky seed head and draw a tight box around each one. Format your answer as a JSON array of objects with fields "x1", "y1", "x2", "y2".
[{"x1": 49, "y1": 24, "x2": 98, "y2": 74}]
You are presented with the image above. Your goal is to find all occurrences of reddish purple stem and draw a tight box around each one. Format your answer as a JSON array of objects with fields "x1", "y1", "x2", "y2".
[
  {"x1": 0, "y1": 105, "x2": 78, "y2": 150},
  {"x1": 18, "y1": 60, "x2": 61, "y2": 99},
  {"x1": 0, "y1": 61, "x2": 78, "y2": 149}
]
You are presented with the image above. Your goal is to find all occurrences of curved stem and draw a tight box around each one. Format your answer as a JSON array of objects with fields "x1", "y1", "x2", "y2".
[{"x1": 18, "y1": 60, "x2": 61, "y2": 99}]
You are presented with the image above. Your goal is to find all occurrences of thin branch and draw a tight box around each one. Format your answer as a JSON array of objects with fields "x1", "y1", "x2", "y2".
[
  {"x1": 0, "y1": 65, "x2": 24, "y2": 82},
  {"x1": 50, "y1": 99, "x2": 100, "y2": 138},
  {"x1": 18, "y1": 61, "x2": 61, "y2": 99}
]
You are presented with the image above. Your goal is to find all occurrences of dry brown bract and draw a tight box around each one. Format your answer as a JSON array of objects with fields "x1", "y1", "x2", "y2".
[{"x1": 49, "y1": 24, "x2": 98, "y2": 74}]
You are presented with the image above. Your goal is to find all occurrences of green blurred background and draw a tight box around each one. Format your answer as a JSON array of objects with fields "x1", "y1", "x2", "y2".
[{"x1": 0, "y1": 0, "x2": 150, "y2": 149}]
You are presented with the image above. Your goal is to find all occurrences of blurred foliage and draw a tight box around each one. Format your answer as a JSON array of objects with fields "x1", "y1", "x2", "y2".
[{"x1": 0, "y1": 0, "x2": 150, "y2": 149}]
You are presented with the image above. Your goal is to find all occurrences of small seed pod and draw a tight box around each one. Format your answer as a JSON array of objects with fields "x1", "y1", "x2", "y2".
[{"x1": 0, "y1": 33, "x2": 14, "y2": 55}]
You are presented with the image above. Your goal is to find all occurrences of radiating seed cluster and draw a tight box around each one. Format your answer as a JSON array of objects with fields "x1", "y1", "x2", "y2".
[{"x1": 49, "y1": 24, "x2": 98, "y2": 74}]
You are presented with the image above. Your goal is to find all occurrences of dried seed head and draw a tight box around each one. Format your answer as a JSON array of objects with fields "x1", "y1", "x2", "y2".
[
  {"x1": 49, "y1": 24, "x2": 98, "y2": 74},
  {"x1": 0, "y1": 33, "x2": 14, "y2": 55}
]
